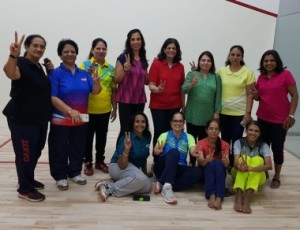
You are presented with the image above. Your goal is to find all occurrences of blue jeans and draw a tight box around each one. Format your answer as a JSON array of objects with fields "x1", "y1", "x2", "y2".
[{"x1": 153, "y1": 148, "x2": 203, "y2": 191}]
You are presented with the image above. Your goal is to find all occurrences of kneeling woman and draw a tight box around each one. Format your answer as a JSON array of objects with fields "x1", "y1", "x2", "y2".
[
  {"x1": 233, "y1": 120, "x2": 272, "y2": 213},
  {"x1": 196, "y1": 119, "x2": 229, "y2": 210},
  {"x1": 95, "y1": 112, "x2": 152, "y2": 201}
]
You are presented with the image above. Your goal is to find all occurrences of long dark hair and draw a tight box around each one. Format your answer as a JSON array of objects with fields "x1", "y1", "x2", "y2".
[
  {"x1": 225, "y1": 45, "x2": 245, "y2": 66},
  {"x1": 205, "y1": 118, "x2": 221, "y2": 155},
  {"x1": 258, "y1": 49, "x2": 286, "y2": 74},
  {"x1": 157, "y1": 38, "x2": 182, "y2": 63},
  {"x1": 127, "y1": 111, "x2": 151, "y2": 139},
  {"x1": 195, "y1": 50, "x2": 216, "y2": 73},
  {"x1": 124, "y1": 29, "x2": 148, "y2": 70},
  {"x1": 88, "y1": 38, "x2": 107, "y2": 59}
]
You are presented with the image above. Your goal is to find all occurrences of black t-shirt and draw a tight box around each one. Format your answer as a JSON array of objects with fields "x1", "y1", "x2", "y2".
[{"x1": 3, "y1": 57, "x2": 52, "y2": 124}]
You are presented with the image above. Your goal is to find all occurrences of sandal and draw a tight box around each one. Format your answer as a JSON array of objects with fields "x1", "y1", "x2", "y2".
[
  {"x1": 95, "y1": 162, "x2": 109, "y2": 174},
  {"x1": 84, "y1": 162, "x2": 94, "y2": 176},
  {"x1": 270, "y1": 177, "x2": 281, "y2": 189}
]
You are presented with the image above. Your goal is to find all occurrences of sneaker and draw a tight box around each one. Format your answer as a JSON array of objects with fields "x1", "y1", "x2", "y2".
[
  {"x1": 69, "y1": 174, "x2": 87, "y2": 185},
  {"x1": 98, "y1": 182, "x2": 111, "y2": 202},
  {"x1": 95, "y1": 161, "x2": 109, "y2": 174},
  {"x1": 56, "y1": 179, "x2": 69, "y2": 191},
  {"x1": 84, "y1": 162, "x2": 94, "y2": 176},
  {"x1": 18, "y1": 191, "x2": 45, "y2": 202},
  {"x1": 34, "y1": 180, "x2": 44, "y2": 190},
  {"x1": 154, "y1": 181, "x2": 162, "y2": 194},
  {"x1": 95, "y1": 178, "x2": 113, "y2": 191},
  {"x1": 161, "y1": 185, "x2": 177, "y2": 205}
]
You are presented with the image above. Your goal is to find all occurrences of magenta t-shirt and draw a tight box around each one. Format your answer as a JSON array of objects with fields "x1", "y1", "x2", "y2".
[{"x1": 256, "y1": 70, "x2": 296, "y2": 123}]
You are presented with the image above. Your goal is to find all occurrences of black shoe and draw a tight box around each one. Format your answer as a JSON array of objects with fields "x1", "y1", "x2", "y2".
[
  {"x1": 34, "y1": 180, "x2": 45, "y2": 190},
  {"x1": 18, "y1": 191, "x2": 45, "y2": 202}
]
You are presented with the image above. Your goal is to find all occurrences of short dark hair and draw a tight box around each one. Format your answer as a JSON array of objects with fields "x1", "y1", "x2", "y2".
[
  {"x1": 258, "y1": 49, "x2": 286, "y2": 74},
  {"x1": 23, "y1": 34, "x2": 46, "y2": 57},
  {"x1": 195, "y1": 51, "x2": 216, "y2": 73},
  {"x1": 57, "y1": 39, "x2": 79, "y2": 56},
  {"x1": 157, "y1": 38, "x2": 182, "y2": 63},
  {"x1": 225, "y1": 45, "x2": 245, "y2": 66}
]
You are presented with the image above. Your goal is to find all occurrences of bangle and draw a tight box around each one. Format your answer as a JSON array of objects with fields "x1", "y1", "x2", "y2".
[
  {"x1": 68, "y1": 109, "x2": 72, "y2": 115},
  {"x1": 123, "y1": 152, "x2": 129, "y2": 157},
  {"x1": 9, "y1": 54, "x2": 18, "y2": 59}
]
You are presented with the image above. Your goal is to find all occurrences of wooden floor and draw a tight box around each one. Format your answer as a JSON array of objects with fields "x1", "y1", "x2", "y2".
[{"x1": 1, "y1": 128, "x2": 300, "y2": 230}]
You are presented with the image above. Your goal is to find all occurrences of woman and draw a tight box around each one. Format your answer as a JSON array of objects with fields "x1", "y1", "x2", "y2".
[
  {"x1": 95, "y1": 112, "x2": 152, "y2": 202},
  {"x1": 114, "y1": 29, "x2": 148, "y2": 145},
  {"x1": 153, "y1": 112, "x2": 203, "y2": 205},
  {"x1": 48, "y1": 39, "x2": 101, "y2": 191},
  {"x1": 182, "y1": 51, "x2": 222, "y2": 166},
  {"x1": 253, "y1": 50, "x2": 298, "y2": 189},
  {"x1": 149, "y1": 38, "x2": 185, "y2": 153},
  {"x1": 196, "y1": 119, "x2": 229, "y2": 210},
  {"x1": 2, "y1": 32, "x2": 52, "y2": 202},
  {"x1": 233, "y1": 120, "x2": 272, "y2": 214},
  {"x1": 218, "y1": 45, "x2": 256, "y2": 169},
  {"x1": 79, "y1": 38, "x2": 116, "y2": 175}
]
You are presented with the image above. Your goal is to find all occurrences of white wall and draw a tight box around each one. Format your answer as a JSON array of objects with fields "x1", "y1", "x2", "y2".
[{"x1": 0, "y1": 0, "x2": 276, "y2": 130}]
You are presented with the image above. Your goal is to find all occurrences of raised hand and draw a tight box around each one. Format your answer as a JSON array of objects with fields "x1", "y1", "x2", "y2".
[
  {"x1": 124, "y1": 131, "x2": 132, "y2": 150},
  {"x1": 153, "y1": 140, "x2": 164, "y2": 155},
  {"x1": 123, "y1": 53, "x2": 131, "y2": 72},
  {"x1": 157, "y1": 79, "x2": 166, "y2": 93},
  {"x1": 10, "y1": 31, "x2": 25, "y2": 58},
  {"x1": 189, "y1": 61, "x2": 197, "y2": 71},
  {"x1": 207, "y1": 148, "x2": 215, "y2": 161},
  {"x1": 189, "y1": 74, "x2": 199, "y2": 90}
]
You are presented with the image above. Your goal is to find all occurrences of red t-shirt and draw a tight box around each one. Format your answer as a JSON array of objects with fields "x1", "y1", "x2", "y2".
[{"x1": 197, "y1": 138, "x2": 230, "y2": 160}]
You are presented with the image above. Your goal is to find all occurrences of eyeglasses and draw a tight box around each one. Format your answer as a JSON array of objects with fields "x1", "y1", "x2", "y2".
[
  {"x1": 208, "y1": 127, "x2": 220, "y2": 131},
  {"x1": 172, "y1": 120, "x2": 184, "y2": 124},
  {"x1": 31, "y1": 43, "x2": 46, "y2": 50}
]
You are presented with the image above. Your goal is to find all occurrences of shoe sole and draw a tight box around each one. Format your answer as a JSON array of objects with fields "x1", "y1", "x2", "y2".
[
  {"x1": 94, "y1": 178, "x2": 112, "y2": 191},
  {"x1": 57, "y1": 186, "x2": 69, "y2": 191},
  {"x1": 18, "y1": 194, "x2": 45, "y2": 202},
  {"x1": 163, "y1": 198, "x2": 177, "y2": 205}
]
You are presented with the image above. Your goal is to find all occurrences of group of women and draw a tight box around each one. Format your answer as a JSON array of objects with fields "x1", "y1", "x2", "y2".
[{"x1": 3, "y1": 29, "x2": 298, "y2": 214}]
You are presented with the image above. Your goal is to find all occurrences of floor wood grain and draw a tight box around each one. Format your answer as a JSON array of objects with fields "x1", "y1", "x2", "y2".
[{"x1": 1, "y1": 128, "x2": 300, "y2": 230}]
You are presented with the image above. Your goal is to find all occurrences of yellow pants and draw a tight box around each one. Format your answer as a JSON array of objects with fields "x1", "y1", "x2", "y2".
[{"x1": 232, "y1": 156, "x2": 266, "y2": 192}]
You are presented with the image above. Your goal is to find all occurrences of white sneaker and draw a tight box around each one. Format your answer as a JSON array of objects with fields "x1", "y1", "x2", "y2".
[
  {"x1": 56, "y1": 179, "x2": 69, "y2": 191},
  {"x1": 98, "y1": 182, "x2": 111, "y2": 202},
  {"x1": 69, "y1": 174, "x2": 87, "y2": 185},
  {"x1": 161, "y1": 185, "x2": 177, "y2": 204}
]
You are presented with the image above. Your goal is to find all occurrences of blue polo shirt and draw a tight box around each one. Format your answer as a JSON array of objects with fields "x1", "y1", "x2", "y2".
[
  {"x1": 49, "y1": 63, "x2": 94, "y2": 126},
  {"x1": 110, "y1": 132, "x2": 151, "y2": 168}
]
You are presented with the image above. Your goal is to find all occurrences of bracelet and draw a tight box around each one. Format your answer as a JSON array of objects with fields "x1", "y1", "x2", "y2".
[
  {"x1": 246, "y1": 111, "x2": 251, "y2": 114},
  {"x1": 123, "y1": 152, "x2": 129, "y2": 157},
  {"x1": 68, "y1": 109, "x2": 72, "y2": 115},
  {"x1": 9, "y1": 54, "x2": 18, "y2": 59}
]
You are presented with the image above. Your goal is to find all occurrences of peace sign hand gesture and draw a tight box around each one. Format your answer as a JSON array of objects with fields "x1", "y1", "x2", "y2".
[
  {"x1": 189, "y1": 61, "x2": 197, "y2": 71},
  {"x1": 207, "y1": 148, "x2": 215, "y2": 161},
  {"x1": 153, "y1": 141, "x2": 164, "y2": 155},
  {"x1": 124, "y1": 131, "x2": 132, "y2": 151},
  {"x1": 10, "y1": 31, "x2": 25, "y2": 58},
  {"x1": 123, "y1": 54, "x2": 131, "y2": 72}
]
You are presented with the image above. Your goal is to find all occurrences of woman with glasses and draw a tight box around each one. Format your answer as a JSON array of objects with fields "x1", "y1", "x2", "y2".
[
  {"x1": 196, "y1": 119, "x2": 229, "y2": 210},
  {"x1": 153, "y1": 112, "x2": 203, "y2": 205}
]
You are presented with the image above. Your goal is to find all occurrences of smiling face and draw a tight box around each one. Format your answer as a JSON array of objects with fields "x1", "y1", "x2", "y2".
[
  {"x1": 164, "y1": 43, "x2": 177, "y2": 61},
  {"x1": 170, "y1": 113, "x2": 184, "y2": 132},
  {"x1": 60, "y1": 44, "x2": 77, "y2": 65},
  {"x1": 25, "y1": 37, "x2": 46, "y2": 61},
  {"x1": 133, "y1": 114, "x2": 146, "y2": 136},
  {"x1": 246, "y1": 124, "x2": 260, "y2": 143},
  {"x1": 263, "y1": 54, "x2": 276, "y2": 75},
  {"x1": 206, "y1": 121, "x2": 220, "y2": 139},
  {"x1": 130, "y1": 32, "x2": 142, "y2": 52},
  {"x1": 199, "y1": 54, "x2": 212, "y2": 74},
  {"x1": 228, "y1": 47, "x2": 243, "y2": 66},
  {"x1": 92, "y1": 41, "x2": 107, "y2": 61}
]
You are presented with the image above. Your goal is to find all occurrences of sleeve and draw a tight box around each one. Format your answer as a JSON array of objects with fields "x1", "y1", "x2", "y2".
[
  {"x1": 260, "y1": 142, "x2": 271, "y2": 157},
  {"x1": 117, "y1": 54, "x2": 126, "y2": 66},
  {"x1": 157, "y1": 132, "x2": 168, "y2": 146},
  {"x1": 84, "y1": 70, "x2": 94, "y2": 93},
  {"x1": 246, "y1": 68, "x2": 256, "y2": 85},
  {"x1": 181, "y1": 71, "x2": 194, "y2": 93},
  {"x1": 187, "y1": 133, "x2": 196, "y2": 148},
  {"x1": 233, "y1": 139, "x2": 242, "y2": 155},
  {"x1": 148, "y1": 59, "x2": 160, "y2": 84},
  {"x1": 49, "y1": 70, "x2": 59, "y2": 97},
  {"x1": 284, "y1": 70, "x2": 296, "y2": 88},
  {"x1": 78, "y1": 62, "x2": 85, "y2": 70},
  {"x1": 215, "y1": 74, "x2": 222, "y2": 112}
]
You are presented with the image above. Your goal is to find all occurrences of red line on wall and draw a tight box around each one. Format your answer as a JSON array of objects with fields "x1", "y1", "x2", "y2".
[{"x1": 226, "y1": 0, "x2": 278, "y2": 17}]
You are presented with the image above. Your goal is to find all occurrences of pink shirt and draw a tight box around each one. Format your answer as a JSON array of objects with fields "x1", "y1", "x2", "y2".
[
  {"x1": 148, "y1": 59, "x2": 185, "y2": 109},
  {"x1": 196, "y1": 138, "x2": 229, "y2": 160},
  {"x1": 256, "y1": 70, "x2": 296, "y2": 123}
]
